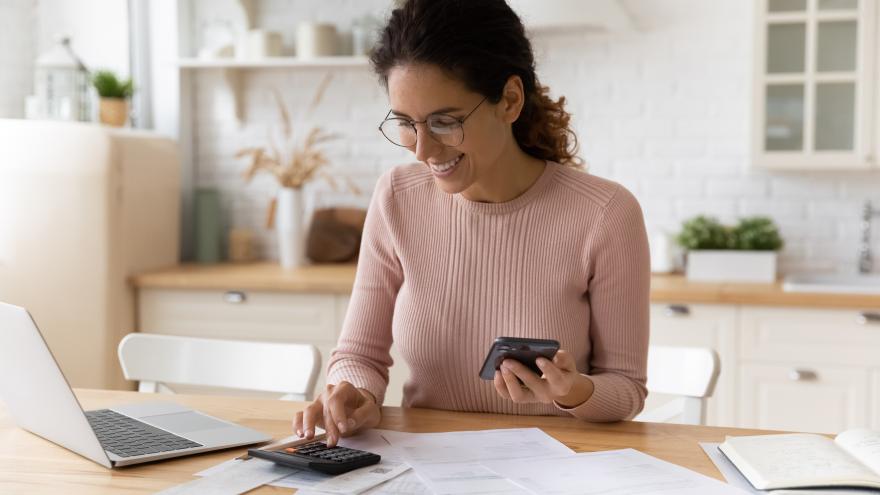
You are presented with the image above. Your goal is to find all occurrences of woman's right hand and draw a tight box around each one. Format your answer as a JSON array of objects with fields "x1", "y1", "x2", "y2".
[{"x1": 293, "y1": 381, "x2": 381, "y2": 447}]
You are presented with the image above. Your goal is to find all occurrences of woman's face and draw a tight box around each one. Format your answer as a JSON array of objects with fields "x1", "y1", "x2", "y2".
[{"x1": 386, "y1": 63, "x2": 515, "y2": 195}]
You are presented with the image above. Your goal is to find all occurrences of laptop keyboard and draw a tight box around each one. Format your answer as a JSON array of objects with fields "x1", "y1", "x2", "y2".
[{"x1": 85, "y1": 409, "x2": 203, "y2": 458}]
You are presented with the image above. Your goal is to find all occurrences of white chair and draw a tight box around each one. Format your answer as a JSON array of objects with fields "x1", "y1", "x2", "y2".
[
  {"x1": 118, "y1": 333, "x2": 321, "y2": 401},
  {"x1": 634, "y1": 345, "x2": 720, "y2": 425}
]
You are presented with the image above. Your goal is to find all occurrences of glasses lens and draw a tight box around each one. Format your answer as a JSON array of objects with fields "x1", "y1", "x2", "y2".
[
  {"x1": 380, "y1": 118, "x2": 416, "y2": 147},
  {"x1": 428, "y1": 115, "x2": 463, "y2": 146}
]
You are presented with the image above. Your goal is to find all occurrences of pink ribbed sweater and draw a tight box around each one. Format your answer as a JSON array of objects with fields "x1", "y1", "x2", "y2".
[{"x1": 327, "y1": 161, "x2": 650, "y2": 421}]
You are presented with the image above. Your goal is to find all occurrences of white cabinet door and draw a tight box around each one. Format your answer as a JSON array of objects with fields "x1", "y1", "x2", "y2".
[
  {"x1": 740, "y1": 306, "x2": 880, "y2": 367},
  {"x1": 752, "y1": 0, "x2": 877, "y2": 170},
  {"x1": 739, "y1": 361, "x2": 869, "y2": 433},
  {"x1": 739, "y1": 305, "x2": 879, "y2": 432},
  {"x1": 648, "y1": 303, "x2": 738, "y2": 426},
  {"x1": 139, "y1": 288, "x2": 338, "y2": 343}
]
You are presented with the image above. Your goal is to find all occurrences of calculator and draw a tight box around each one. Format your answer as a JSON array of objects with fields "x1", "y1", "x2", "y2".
[{"x1": 247, "y1": 441, "x2": 381, "y2": 475}]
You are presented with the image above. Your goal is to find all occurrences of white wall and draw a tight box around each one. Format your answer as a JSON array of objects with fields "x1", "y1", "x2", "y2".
[
  {"x1": 0, "y1": 0, "x2": 130, "y2": 118},
  {"x1": 36, "y1": 0, "x2": 129, "y2": 76},
  {"x1": 6, "y1": 0, "x2": 876, "y2": 273},
  {"x1": 189, "y1": 0, "x2": 880, "y2": 273},
  {"x1": 0, "y1": 0, "x2": 36, "y2": 118}
]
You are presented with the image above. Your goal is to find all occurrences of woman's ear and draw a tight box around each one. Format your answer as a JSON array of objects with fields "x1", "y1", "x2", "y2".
[{"x1": 497, "y1": 75, "x2": 526, "y2": 124}]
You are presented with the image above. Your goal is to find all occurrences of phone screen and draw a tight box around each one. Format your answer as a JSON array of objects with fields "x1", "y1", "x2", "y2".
[{"x1": 478, "y1": 337, "x2": 560, "y2": 380}]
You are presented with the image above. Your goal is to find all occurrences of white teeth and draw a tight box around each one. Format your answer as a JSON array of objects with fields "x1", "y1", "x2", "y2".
[{"x1": 430, "y1": 154, "x2": 463, "y2": 173}]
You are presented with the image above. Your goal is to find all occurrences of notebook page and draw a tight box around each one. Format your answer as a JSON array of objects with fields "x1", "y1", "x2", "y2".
[
  {"x1": 720, "y1": 434, "x2": 880, "y2": 489},
  {"x1": 836, "y1": 429, "x2": 880, "y2": 477}
]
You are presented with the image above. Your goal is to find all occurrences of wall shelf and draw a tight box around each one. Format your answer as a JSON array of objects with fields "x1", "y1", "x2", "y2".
[
  {"x1": 174, "y1": 56, "x2": 370, "y2": 124},
  {"x1": 175, "y1": 56, "x2": 369, "y2": 69}
]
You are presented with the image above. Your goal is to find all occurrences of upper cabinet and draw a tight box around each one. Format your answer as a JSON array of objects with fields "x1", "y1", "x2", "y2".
[{"x1": 752, "y1": 0, "x2": 877, "y2": 170}]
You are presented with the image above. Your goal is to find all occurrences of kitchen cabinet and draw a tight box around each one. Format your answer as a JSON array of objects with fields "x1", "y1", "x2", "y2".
[
  {"x1": 737, "y1": 306, "x2": 880, "y2": 432},
  {"x1": 134, "y1": 266, "x2": 880, "y2": 432},
  {"x1": 648, "y1": 303, "x2": 738, "y2": 426},
  {"x1": 738, "y1": 361, "x2": 869, "y2": 433},
  {"x1": 137, "y1": 288, "x2": 409, "y2": 405},
  {"x1": 751, "y1": 0, "x2": 878, "y2": 170}
]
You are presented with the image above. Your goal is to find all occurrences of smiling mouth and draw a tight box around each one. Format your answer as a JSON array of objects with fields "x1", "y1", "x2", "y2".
[{"x1": 429, "y1": 154, "x2": 464, "y2": 174}]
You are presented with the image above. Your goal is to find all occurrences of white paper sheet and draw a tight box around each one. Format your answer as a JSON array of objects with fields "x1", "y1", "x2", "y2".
[
  {"x1": 700, "y1": 442, "x2": 764, "y2": 494},
  {"x1": 197, "y1": 429, "x2": 405, "y2": 493},
  {"x1": 482, "y1": 448, "x2": 749, "y2": 495},
  {"x1": 380, "y1": 428, "x2": 573, "y2": 495},
  {"x1": 295, "y1": 461, "x2": 410, "y2": 495},
  {"x1": 360, "y1": 470, "x2": 431, "y2": 495},
  {"x1": 159, "y1": 457, "x2": 295, "y2": 495}
]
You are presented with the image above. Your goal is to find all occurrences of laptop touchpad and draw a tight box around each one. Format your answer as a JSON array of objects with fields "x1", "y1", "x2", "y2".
[{"x1": 142, "y1": 412, "x2": 229, "y2": 433}]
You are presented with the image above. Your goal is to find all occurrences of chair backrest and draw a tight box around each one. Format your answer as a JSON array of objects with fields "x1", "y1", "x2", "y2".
[
  {"x1": 634, "y1": 345, "x2": 720, "y2": 425},
  {"x1": 118, "y1": 333, "x2": 321, "y2": 401}
]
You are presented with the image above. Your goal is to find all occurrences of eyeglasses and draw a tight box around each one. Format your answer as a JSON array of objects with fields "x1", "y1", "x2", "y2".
[{"x1": 378, "y1": 97, "x2": 487, "y2": 148}]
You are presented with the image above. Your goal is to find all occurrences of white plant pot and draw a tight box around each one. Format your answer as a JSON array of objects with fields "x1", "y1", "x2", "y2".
[
  {"x1": 277, "y1": 187, "x2": 307, "y2": 269},
  {"x1": 685, "y1": 250, "x2": 778, "y2": 283}
]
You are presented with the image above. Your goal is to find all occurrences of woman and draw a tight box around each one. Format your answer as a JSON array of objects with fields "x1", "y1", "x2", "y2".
[{"x1": 295, "y1": 0, "x2": 650, "y2": 446}]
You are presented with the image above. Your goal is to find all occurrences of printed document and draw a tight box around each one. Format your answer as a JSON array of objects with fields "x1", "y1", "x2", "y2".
[
  {"x1": 161, "y1": 457, "x2": 294, "y2": 495},
  {"x1": 380, "y1": 427, "x2": 573, "y2": 495},
  {"x1": 482, "y1": 448, "x2": 749, "y2": 495}
]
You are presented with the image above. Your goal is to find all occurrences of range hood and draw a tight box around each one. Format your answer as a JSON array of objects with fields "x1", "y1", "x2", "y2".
[{"x1": 507, "y1": 0, "x2": 635, "y2": 32}]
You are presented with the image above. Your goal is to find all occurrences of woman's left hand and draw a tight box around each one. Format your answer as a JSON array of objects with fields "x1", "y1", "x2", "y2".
[{"x1": 493, "y1": 349, "x2": 594, "y2": 407}]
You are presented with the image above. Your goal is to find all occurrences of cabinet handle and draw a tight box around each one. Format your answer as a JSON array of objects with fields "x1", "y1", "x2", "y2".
[
  {"x1": 223, "y1": 291, "x2": 247, "y2": 304},
  {"x1": 664, "y1": 304, "x2": 691, "y2": 317},
  {"x1": 788, "y1": 369, "x2": 818, "y2": 382},
  {"x1": 857, "y1": 312, "x2": 880, "y2": 325}
]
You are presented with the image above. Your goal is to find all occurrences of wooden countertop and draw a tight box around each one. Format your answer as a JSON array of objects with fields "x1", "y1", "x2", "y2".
[
  {"x1": 0, "y1": 388, "x2": 780, "y2": 493},
  {"x1": 131, "y1": 262, "x2": 358, "y2": 294},
  {"x1": 131, "y1": 263, "x2": 880, "y2": 309}
]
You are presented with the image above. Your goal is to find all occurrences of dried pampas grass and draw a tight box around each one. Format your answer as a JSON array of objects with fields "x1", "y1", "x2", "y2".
[{"x1": 238, "y1": 73, "x2": 360, "y2": 194}]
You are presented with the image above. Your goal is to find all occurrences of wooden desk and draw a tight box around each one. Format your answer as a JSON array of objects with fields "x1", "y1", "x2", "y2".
[{"x1": 0, "y1": 389, "x2": 772, "y2": 493}]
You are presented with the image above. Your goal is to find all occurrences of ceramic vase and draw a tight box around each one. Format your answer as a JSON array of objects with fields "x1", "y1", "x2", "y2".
[{"x1": 277, "y1": 187, "x2": 307, "y2": 269}]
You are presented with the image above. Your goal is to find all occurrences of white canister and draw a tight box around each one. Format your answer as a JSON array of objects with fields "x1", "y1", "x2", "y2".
[
  {"x1": 296, "y1": 22, "x2": 338, "y2": 58},
  {"x1": 237, "y1": 29, "x2": 283, "y2": 59},
  {"x1": 649, "y1": 231, "x2": 678, "y2": 273}
]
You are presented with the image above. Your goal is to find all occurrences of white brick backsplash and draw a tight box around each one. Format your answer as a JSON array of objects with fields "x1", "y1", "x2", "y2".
[
  {"x1": 612, "y1": 158, "x2": 674, "y2": 177},
  {"x1": 705, "y1": 178, "x2": 768, "y2": 198},
  {"x1": 738, "y1": 199, "x2": 806, "y2": 219},
  {"x1": 641, "y1": 177, "x2": 704, "y2": 197},
  {"x1": 806, "y1": 199, "x2": 865, "y2": 219},
  {"x1": 838, "y1": 175, "x2": 880, "y2": 199},
  {"x1": 675, "y1": 199, "x2": 739, "y2": 223},
  {"x1": 770, "y1": 176, "x2": 839, "y2": 199},
  {"x1": 177, "y1": 0, "x2": 880, "y2": 273},
  {"x1": 778, "y1": 220, "x2": 836, "y2": 242},
  {"x1": 644, "y1": 139, "x2": 706, "y2": 159},
  {"x1": 675, "y1": 158, "x2": 746, "y2": 177}
]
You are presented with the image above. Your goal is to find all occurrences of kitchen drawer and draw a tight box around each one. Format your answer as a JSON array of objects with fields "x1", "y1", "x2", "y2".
[
  {"x1": 138, "y1": 288, "x2": 339, "y2": 343},
  {"x1": 738, "y1": 361, "x2": 869, "y2": 433},
  {"x1": 740, "y1": 306, "x2": 880, "y2": 366}
]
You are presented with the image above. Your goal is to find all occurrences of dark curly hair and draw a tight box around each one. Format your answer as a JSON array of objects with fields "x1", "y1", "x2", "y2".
[{"x1": 370, "y1": 0, "x2": 582, "y2": 167}]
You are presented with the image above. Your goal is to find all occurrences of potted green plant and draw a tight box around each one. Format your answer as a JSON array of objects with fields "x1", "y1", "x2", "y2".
[
  {"x1": 677, "y1": 215, "x2": 783, "y2": 283},
  {"x1": 91, "y1": 70, "x2": 133, "y2": 127}
]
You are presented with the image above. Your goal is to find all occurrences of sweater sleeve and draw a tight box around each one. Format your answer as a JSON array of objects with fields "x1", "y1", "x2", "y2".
[
  {"x1": 326, "y1": 171, "x2": 403, "y2": 405},
  {"x1": 556, "y1": 185, "x2": 650, "y2": 421}
]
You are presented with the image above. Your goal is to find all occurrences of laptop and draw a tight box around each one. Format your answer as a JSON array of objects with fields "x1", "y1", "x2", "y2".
[{"x1": 0, "y1": 302, "x2": 271, "y2": 467}]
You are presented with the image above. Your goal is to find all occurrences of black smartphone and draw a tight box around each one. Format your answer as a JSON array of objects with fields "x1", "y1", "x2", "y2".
[{"x1": 478, "y1": 337, "x2": 560, "y2": 380}]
